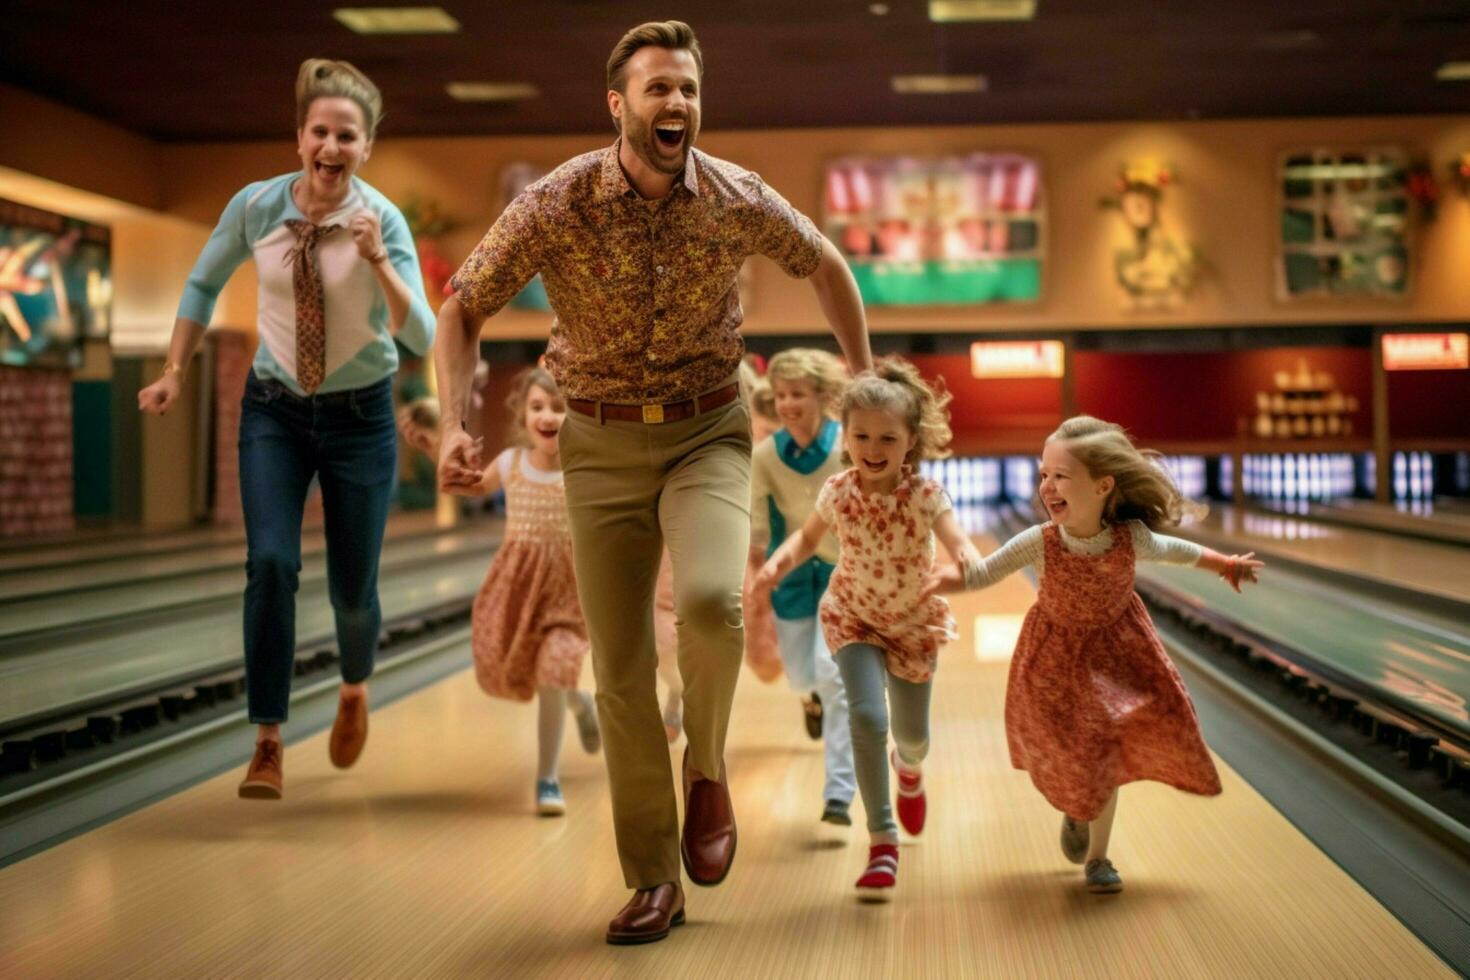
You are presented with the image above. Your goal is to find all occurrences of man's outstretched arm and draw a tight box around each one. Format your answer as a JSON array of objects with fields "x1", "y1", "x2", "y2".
[{"x1": 809, "y1": 236, "x2": 872, "y2": 375}]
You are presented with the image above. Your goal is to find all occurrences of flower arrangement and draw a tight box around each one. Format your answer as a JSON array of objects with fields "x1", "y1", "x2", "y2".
[{"x1": 398, "y1": 195, "x2": 459, "y2": 296}]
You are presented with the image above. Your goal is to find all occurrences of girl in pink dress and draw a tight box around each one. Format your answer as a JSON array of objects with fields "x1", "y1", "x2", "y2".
[
  {"x1": 469, "y1": 367, "x2": 600, "y2": 816},
  {"x1": 758, "y1": 358, "x2": 981, "y2": 902},
  {"x1": 929, "y1": 416, "x2": 1262, "y2": 893}
]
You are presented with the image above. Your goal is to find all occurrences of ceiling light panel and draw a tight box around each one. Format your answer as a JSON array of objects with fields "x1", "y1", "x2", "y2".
[
  {"x1": 929, "y1": 0, "x2": 1037, "y2": 23},
  {"x1": 333, "y1": 7, "x2": 460, "y2": 34},
  {"x1": 446, "y1": 82, "x2": 541, "y2": 102},
  {"x1": 892, "y1": 74, "x2": 988, "y2": 94}
]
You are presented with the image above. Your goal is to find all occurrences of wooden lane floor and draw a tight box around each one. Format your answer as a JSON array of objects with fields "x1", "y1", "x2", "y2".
[
  {"x1": 1185, "y1": 504, "x2": 1470, "y2": 605},
  {"x1": 0, "y1": 547, "x2": 496, "y2": 730},
  {"x1": 0, "y1": 535, "x2": 1451, "y2": 978},
  {"x1": 0, "y1": 510, "x2": 464, "y2": 600},
  {"x1": 1136, "y1": 552, "x2": 1470, "y2": 741},
  {"x1": 0, "y1": 529, "x2": 500, "y2": 643},
  {"x1": 1291, "y1": 500, "x2": 1470, "y2": 548}
]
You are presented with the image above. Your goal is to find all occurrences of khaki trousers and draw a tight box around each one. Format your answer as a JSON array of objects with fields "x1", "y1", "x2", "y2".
[{"x1": 559, "y1": 398, "x2": 752, "y2": 888}]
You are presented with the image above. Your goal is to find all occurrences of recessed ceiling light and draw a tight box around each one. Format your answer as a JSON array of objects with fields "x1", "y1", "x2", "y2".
[
  {"x1": 446, "y1": 82, "x2": 540, "y2": 102},
  {"x1": 892, "y1": 74, "x2": 988, "y2": 94},
  {"x1": 1435, "y1": 61, "x2": 1470, "y2": 81},
  {"x1": 333, "y1": 7, "x2": 460, "y2": 34},
  {"x1": 869, "y1": 2, "x2": 890, "y2": 14},
  {"x1": 929, "y1": 0, "x2": 1036, "y2": 23}
]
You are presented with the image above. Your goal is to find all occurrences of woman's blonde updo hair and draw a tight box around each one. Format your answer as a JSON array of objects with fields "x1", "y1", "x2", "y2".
[
  {"x1": 295, "y1": 59, "x2": 384, "y2": 140},
  {"x1": 1046, "y1": 415, "x2": 1206, "y2": 530},
  {"x1": 839, "y1": 356, "x2": 953, "y2": 465},
  {"x1": 766, "y1": 348, "x2": 850, "y2": 414}
]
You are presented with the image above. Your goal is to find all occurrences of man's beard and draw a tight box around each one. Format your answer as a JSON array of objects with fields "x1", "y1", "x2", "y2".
[{"x1": 622, "y1": 104, "x2": 696, "y2": 177}]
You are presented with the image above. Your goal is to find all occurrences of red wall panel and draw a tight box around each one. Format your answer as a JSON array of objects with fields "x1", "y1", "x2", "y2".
[
  {"x1": 1387, "y1": 368, "x2": 1470, "y2": 441},
  {"x1": 1073, "y1": 347, "x2": 1372, "y2": 443},
  {"x1": 906, "y1": 353, "x2": 1062, "y2": 447}
]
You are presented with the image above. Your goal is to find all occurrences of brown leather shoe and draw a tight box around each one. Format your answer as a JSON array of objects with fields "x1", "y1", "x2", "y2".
[
  {"x1": 329, "y1": 690, "x2": 368, "y2": 769},
  {"x1": 605, "y1": 882, "x2": 685, "y2": 945},
  {"x1": 238, "y1": 739, "x2": 283, "y2": 799},
  {"x1": 681, "y1": 748, "x2": 737, "y2": 886}
]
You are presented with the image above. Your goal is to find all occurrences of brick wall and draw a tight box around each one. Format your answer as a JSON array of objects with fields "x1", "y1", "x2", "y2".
[{"x1": 0, "y1": 366, "x2": 74, "y2": 537}]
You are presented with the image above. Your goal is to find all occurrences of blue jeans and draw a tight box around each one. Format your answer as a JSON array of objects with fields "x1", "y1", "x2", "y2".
[
  {"x1": 238, "y1": 371, "x2": 397, "y2": 723},
  {"x1": 773, "y1": 615, "x2": 856, "y2": 806}
]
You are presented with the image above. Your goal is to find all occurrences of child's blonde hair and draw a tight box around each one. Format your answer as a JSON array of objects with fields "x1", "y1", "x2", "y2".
[
  {"x1": 1047, "y1": 415, "x2": 1205, "y2": 530},
  {"x1": 739, "y1": 355, "x2": 777, "y2": 422},
  {"x1": 504, "y1": 366, "x2": 564, "y2": 447},
  {"x1": 839, "y1": 357, "x2": 953, "y2": 465},
  {"x1": 766, "y1": 348, "x2": 849, "y2": 412}
]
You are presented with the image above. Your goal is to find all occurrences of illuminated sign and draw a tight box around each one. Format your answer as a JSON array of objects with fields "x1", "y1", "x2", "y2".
[
  {"x1": 970, "y1": 340, "x2": 1064, "y2": 379},
  {"x1": 1382, "y1": 333, "x2": 1469, "y2": 371}
]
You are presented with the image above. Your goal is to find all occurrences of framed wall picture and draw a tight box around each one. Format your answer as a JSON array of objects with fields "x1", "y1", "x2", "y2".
[
  {"x1": 1277, "y1": 147, "x2": 1411, "y2": 301},
  {"x1": 823, "y1": 154, "x2": 1044, "y2": 307},
  {"x1": 0, "y1": 197, "x2": 111, "y2": 369}
]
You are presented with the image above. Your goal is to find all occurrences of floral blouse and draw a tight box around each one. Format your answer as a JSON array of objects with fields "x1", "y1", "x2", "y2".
[{"x1": 816, "y1": 468, "x2": 957, "y2": 683}]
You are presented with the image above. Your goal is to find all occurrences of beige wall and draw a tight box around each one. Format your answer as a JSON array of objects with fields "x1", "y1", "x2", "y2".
[
  {"x1": 162, "y1": 114, "x2": 1470, "y2": 341},
  {"x1": 7, "y1": 80, "x2": 1466, "y2": 344},
  {"x1": 0, "y1": 85, "x2": 163, "y2": 212}
]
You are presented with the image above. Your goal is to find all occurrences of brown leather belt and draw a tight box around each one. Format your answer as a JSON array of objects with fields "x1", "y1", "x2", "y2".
[{"x1": 568, "y1": 382, "x2": 740, "y2": 424}]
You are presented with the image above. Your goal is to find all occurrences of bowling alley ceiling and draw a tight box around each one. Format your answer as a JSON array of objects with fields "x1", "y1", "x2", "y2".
[{"x1": 5, "y1": 1, "x2": 1470, "y2": 141}]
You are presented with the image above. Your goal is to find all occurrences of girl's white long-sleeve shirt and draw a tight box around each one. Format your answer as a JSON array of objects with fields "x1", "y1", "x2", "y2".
[{"x1": 971, "y1": 520, "x2": 1203, "y2": 587}]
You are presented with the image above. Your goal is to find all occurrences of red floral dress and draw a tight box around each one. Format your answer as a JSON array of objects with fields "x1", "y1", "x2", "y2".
[
  {"x1": 471, "y1": 450, "x2": 587, "y2": 700},
  {"x1": 1005, "y1": 523, "x2": 1222, "y2": 821},
  {"x1": 817, "y1": 468, "x2": 957, "y2": 683}
]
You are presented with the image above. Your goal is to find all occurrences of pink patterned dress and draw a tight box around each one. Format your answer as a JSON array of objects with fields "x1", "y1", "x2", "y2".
[
  {"x1": 1006, "y1": 523, "x2": 1221, "y2": 821},
  {"x1": 816, "y1": 468, "x2": 957, "y2": 683},
  {"x1": 471, "y1": 450, "x2": 587, "y2": 701}
]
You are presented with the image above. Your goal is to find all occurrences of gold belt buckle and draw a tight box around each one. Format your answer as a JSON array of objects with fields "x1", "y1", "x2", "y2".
[{"x1": 642, "y1": 402, "x2": 665, "y2": 424}]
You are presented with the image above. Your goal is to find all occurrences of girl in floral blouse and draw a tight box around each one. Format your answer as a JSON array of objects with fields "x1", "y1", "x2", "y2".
[
  {"x1": 927, "y1": 416, "x2": 1262, "y2": 894},
  {"x1": 757, "y1": 357, "x2": 980, "y2": 902}
]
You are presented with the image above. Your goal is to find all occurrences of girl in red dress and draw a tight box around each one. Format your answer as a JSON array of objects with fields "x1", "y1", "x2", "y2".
[{"x1": 929, "y1": 416, "x2": 1262, "y2": 894}]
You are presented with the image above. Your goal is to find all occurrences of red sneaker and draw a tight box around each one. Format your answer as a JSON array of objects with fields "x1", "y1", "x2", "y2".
[
  {"x1": 855, "y1": 844, "x2": 899, "y2": 902},
  {"x1": 892, "y1": 749, "x2": 926, "y2": 836}
]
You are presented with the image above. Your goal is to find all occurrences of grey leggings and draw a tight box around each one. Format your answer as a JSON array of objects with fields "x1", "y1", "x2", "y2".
[{"x1": 835, "y1": 643, "x2": 933, "y2": 835}]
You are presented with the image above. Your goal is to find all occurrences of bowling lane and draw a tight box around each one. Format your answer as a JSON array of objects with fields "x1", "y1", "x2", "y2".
[
  {"x1": 1136, "y1": 558, "x2": 1470, "y2": 743},
  {"x1": 0, "y1": 530, "x2": 1451, "y2": 978},
  {"x1": 0, "y1": 510, "x2": 455, "y2": 599},
  {"x1": 0, "y1": 527, "x2": 494, "y2": 642},
  {"x1": 1295, "y1": 498, "x2": 1470, "y2": 547},
  {"x1": 0, "y1": 530, "x2": 497, "y2": 729},
  {"x1": 1182, "y1": 503, "x2": 1470, "y2": 605}
]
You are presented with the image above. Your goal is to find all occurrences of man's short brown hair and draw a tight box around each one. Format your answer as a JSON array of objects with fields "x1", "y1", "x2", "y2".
[{"x1": 606, "y1": 20, "x2": 704, "y2": 93}]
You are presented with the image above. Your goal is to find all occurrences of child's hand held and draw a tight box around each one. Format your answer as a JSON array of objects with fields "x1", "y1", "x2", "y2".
[{"x1": 923, "y1": 564, "x2": 963, "y2": 598}]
